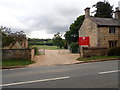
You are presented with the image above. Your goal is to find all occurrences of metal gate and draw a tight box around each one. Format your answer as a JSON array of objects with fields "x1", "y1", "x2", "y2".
[
  {"x1": 38, "y1": 47, "x2": 45, "y2": 55},
  {"x1": 58, "y1": 49, "x2": 70, "y2": 54}
]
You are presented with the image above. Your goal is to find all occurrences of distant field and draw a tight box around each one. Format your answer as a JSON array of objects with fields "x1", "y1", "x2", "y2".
[{"x1": 30, "y1": 45, "x2": 60, "y2": 50}]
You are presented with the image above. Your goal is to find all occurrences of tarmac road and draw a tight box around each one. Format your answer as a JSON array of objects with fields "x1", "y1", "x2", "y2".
[{"x1": 2, "y1": 60, "x2": 119, "y2": 88}]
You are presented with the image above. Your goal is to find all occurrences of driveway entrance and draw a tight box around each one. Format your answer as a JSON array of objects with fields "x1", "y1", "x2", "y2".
[{"x1": 28, "y1": 49, "x2": 81, "y2": 67}]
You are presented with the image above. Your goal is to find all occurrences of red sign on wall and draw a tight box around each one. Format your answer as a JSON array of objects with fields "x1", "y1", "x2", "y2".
[{"x1": 79, "y1": 36, "x2": 90, "y2": 45}]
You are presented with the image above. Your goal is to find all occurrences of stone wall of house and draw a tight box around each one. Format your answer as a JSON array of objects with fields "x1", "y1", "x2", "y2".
[
  {"x1": 118, "y1": 27, "x2": 120, "y2": 46},
  {"x1": 80, "y1": 47, "x2": 108, "y2": 57},
  {"x1": 79, "y1": 18, "x2": 120, "y2": 48},
  {"x1": 98, "y1": 27, "x2": 120, "y2": 48},
  {"x1": 79, "y1": 18, "x2": 99, "y2": 47},
  {"x1": 2, "y1": 49, "x2": 34, "y2": 60}
]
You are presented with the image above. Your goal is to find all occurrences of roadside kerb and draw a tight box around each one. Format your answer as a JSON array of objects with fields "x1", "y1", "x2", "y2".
[
  {"x1": 74, "y1": 58, "x2": 119, "y2": 64},
  {"x1": 1, "y1": 58, "x2": 119, "y2": 70}
]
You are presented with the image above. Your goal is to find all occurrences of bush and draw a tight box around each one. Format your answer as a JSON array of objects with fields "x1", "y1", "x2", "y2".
[
  {"x1": 108, "y1": 47, "x2": 120, "y2": 56},
  {"x1": 70, "y1": 42, "x2": 79, "y2": 53},
  {"x1": 33, "y1": 47, "x2": 40, "y2": 55}
]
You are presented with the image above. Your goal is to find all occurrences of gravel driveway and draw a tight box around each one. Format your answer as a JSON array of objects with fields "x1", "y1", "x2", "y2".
[{"x1": 28, "y1": 49, "x2": 81, "y2": 67}]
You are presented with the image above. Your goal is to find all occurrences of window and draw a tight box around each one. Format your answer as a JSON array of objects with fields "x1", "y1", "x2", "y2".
[
  {"x1": 109, "y1": 27, "x2": 116, "y2": 34},
  {"x1": 108, "y1": 41, "x2": 117, "y2": 48}
]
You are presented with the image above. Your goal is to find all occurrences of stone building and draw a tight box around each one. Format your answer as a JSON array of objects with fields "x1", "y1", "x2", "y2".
[{"x1": 79, "y1": 7, "x2": 120, "y2": 48}]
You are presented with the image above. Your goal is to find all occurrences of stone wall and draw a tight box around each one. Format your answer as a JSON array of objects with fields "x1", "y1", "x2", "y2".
[
  {"x1": 79, "y1": 18, "x2": 99, "y2": 47},
  {"x1": 2, "y1": 49, "x2": 34, "y2": 60},
  {"x1": 98, "y1": 27, "x2": 120, "y2": 47},
  {"x1": 80, "y1": 47, "x2": 108, "y2": 57}
]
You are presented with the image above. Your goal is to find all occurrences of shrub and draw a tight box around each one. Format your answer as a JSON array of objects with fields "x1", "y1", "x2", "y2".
[
  {"x1": 33, "y1": 47, "x2": 40, "y2": 55},
  {"x1": 70, "y1": 42, "x2": 79, "y2": 53},
  {"x1": 108, "y1": 47, "x2": 120, "y2": 56}
]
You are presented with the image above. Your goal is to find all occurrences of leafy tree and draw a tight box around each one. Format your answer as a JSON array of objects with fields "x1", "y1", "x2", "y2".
[
  {"x1": 64, "y1": 15, "x2": 85, "y2": 44},
  {"x1": 53, "y1": 32, "x2": 64, "y2": 49},
  {"x1": 70, "y1": 42, "x2": 79, "y2": 53},
  {"x1": 93, "y1": 1, "x2": 113, "y2": 18},
  {"x1": 62, "y1": 39, "x2": 68, "y2": 49},
  {"x1": 1, "y1": 26, "x2": 26, "y2": 48}
]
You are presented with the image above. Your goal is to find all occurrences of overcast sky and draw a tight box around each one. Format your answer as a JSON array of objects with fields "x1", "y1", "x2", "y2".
[{"x1": 0, "y1": 0, "x2": 119, "y2": 39}]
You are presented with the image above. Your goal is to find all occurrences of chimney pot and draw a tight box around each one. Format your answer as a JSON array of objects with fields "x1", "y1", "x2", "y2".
[
  {"x1": 116, "y1": 7, "x2": 119, "y2": 11},
  {"x1": 84, "y1": 7, "x2": 90, "y2": 18},
  {"x1": 115, "y1": 7, "x2": 120, "y2": 19}
]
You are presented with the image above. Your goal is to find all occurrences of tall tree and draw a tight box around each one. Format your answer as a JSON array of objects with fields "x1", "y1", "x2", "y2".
[
  {"x1": 64, "y1": 15, "x2": 85, "y2": 44},
  {"x1": 93, "y1": 1, "x2": 113, "y2": 18}
]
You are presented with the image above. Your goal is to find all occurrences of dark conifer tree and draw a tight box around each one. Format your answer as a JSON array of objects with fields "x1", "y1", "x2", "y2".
[{"x1": 93, "y1": 1, "x2": 113, "y2": 18}]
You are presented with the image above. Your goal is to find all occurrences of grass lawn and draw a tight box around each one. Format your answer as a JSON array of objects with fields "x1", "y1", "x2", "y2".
[
  {"x1": 77, "y1": 56, "x2": 120, "y2": 62},
  {"x1": 1, "y1": 60, "x2": 35, "y2": 67},
  {"x1": 30, "y1": 45, "x2": 60, "y2": 50}
]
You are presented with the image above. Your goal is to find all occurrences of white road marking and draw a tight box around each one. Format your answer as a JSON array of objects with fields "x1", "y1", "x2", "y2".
[
  {"x1": 0, "y1": 76, "x2": 70, "y2": 87},
  {"x1": 99, "y1": 70, "x2": 120, "y2": 75}
]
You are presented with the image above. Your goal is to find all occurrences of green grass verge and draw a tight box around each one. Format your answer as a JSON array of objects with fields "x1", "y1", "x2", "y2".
[
  {"x1": 1, "y1": 60, "x2": 35, "y2": 67},
  {"x1": 77, "y1": 56, "x2": 120, "y2": 62},
  {"x1": 30, "y1": 45, "x2": 60, "y2": 50}
]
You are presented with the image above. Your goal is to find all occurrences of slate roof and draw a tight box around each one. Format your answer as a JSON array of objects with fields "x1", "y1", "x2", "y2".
[{"x1": 90, "y1": 17, "x2": 120, "y2": 27}]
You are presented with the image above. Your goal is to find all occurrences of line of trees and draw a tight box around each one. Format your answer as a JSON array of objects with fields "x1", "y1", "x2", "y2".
[{"x1": 28, "y1": 38, "x2": 54, "y2": 46}]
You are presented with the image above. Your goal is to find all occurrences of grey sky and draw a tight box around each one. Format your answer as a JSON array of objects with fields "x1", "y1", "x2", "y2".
[{"x1": 0, "y1": 0, "x2": 119, "y2": 39}]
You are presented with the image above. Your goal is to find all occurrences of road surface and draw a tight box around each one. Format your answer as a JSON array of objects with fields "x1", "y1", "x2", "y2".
[{"x1": 2, "y1": 60, "x2": 119, "y2": 88}]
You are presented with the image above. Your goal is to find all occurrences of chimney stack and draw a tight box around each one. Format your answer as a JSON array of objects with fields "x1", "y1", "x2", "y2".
[
  {"x1": 115, "y1": 7, "x2": 120, "y2": 19},
  {"x1": 85, "y1": 7, "x2": 90, "y2": 18}
]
